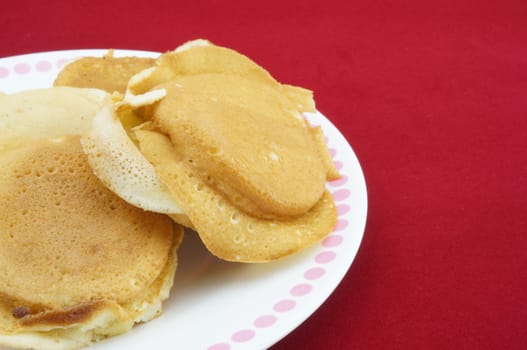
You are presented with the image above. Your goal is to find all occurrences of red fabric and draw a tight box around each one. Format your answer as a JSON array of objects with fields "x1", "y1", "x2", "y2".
[{"x1": 2, "y1": 0, "x2": 527, "y2": 348}]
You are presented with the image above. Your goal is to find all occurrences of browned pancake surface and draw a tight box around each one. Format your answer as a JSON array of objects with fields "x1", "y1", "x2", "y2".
[
  {"x1": 0, "y1": 136, "x2": 174, "y2": 313},
  {"x1": 136, "y1": 130, "x2": 337, "y2": 262},
  {"x1": 151, "y1": 74, "x2": 327, "y2": 218},
  {"x1": 54, "y1": 54, "x2": 155, "y2": 94}
]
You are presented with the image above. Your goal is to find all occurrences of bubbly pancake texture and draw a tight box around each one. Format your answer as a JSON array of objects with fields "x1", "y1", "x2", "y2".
[
  {"x1": 76, "y1": 40, "x2": 338, "y2": 219},
  {"x1": 0, "y1": 136, "x2": 182, "y2": 350},
  {"x1": 81, "y1": 104, "x2": 183, "y2": 215},
  {"x1": 126, "y1": 40, "x2": 339, "y2": 217},
  {"x1": 50, "y1": 39, "x2": 339, "y2": 263},
  {"x1": 150, "y1": 74, "x2": 328, "y2": 218},
  {"x1": 106, "y1": 39, "x2": 339, "y2": 261},
  {"x1": 54, "y1": 52, "x2": 155, "y2": 94},
  {"x1": 136, "y1": 130, "x2": 337, "y2": 262}
]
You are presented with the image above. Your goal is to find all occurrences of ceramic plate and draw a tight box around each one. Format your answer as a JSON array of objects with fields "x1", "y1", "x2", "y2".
[{"x1": 0, "y1": 50, "x2": 367, "y2": 350}]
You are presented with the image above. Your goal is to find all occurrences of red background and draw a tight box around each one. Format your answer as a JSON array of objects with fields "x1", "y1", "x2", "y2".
[{"x1": 2, "y1": 0, "x2": 527, "y2": 348}]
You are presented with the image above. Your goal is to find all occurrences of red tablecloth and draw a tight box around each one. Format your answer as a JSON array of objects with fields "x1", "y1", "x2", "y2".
[{"x1": 2, "y1": 0, "x2": 527, "y2": 348}]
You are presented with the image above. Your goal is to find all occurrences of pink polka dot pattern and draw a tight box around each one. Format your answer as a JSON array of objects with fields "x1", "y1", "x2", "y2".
[
  {"x1": 0, "y1": 58, "x2": 72, "y2": 79},
  {"x1": 322, "y1": 235, "x2": 343, "y2": 247},
  {"x1": 274, "y1": 299, "x2": 296, "y2": 312},
  {"x1": 56, "y1": 58, "x2": 70, "y2": 68},
  {"x1": 337, "y1": 203, "x2": 350, "y2": 215},
  {"x1": 254, "y1": 315, "x2": 277, "y2": 328},
  {"x1": 304, "y1": 267, "x2": 326, "y2": 280},
  {"x1": 231, "y1": 329, "x2": 255, "y2": 343},
  {"x1": 334, "y1": 219, "x2": 349, "y2": 232},
  {"x1": 0, "y1": 67, "x2": 8, "y2": 78},
  {"x1": 208, "y1": 343, "x2": 231, "y2": 350},
  {"x1": 315, "y1": 251, "x2": 336, "y2": 264},
  {"x1": 290, "y1": 283, "x2": 313, "y2": 296},
  {"x1": 36, "y1": 60, "x2": 52, "y2": 72},
  {"x1": 315, "y1": 251, "x2": 336, "y2": 263},
  {"x1": 14, "y1": 63, "x2": 30, "y2": 74},
  {"x1": 332, "y1": 188, "x2": 351, "y2": 201},
  {"x1": 328, "y1": 148, "x2": 337, "y2": 157},
  {"x1": 334, "y1": 160, "x2": 344, "y2": 170}
]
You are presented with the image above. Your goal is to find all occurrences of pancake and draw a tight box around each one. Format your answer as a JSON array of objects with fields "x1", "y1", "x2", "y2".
[
  {"x1": 73, "y1": 39, "x2": 339, "y2": 261},
  {"x1": 127, "y1": 40, "x2": 339, "y2": 217},
  {"x1": 135, "y1": 129, "x2": 336, "y2": 262},
  {"x1": 0, "y1": 86, "x2": 182, "y2": 218},
  {"x1": 0, "y1": 87, "x2": 182, "y2": 349},
  {"x1": 0, "y1": 136, "x2": 182, "y2": 350},
  {"x1": 54, "y1": 52, "x2": 155, "y2": 94},
  {"x1": 150, "y1": 74, "x2": 328, "y2": 218},
  {"x1": 79, "y1": 40, "x2": 338, "y2": 218}
]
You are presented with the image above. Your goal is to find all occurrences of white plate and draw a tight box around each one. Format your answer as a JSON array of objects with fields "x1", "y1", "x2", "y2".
[{"x1": 0, "y1": 50, "x2": 368, "y2": 350}]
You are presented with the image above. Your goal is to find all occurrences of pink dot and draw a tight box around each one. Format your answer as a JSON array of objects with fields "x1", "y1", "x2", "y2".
[
  {"x1": 231, "y1": 329, "x2": 255, "y2": 343},
  {"x1": 334, "y1": 219, "x2": 349, "y2": 232},
  {"x1": 290, "y1": 283, "x2": 312, "y2": 296},
  {"x1": 254, "y1": 315, "x2": 276, "y2": 328},
  {"x1": 328, "y1": 148, "x2": 337, "y2": 157},
  {"x1": 332, "y1": 188, "x2": 350, "y2": 201},
  {"x1": 334, "y1": 160, "x2": 344, "y2": 170},
  {"x1": 0, "y1": 67, "x2": 8, "y2": 78},
  {"x1": 208, "y1": 343, "x2": 230, "y2": 350},
  {"x1": 322, "y1": 235, "x2": 343, "y2": 247},
  {"x1": 14, "y1": 63, "x2": 30, "y2": 74},
  {"x1": 273, "y1": 299, "x2": 296, "y2": 312},
  {"x1": 315, "y1": 251, "x2": 336, "y2": 264},
  {"x1": 36, "y1": 60, "x2": 52, "y2": 72},
  {"x1": 337, "y1": 204, "x2": 350, "y2": 215},
  {"x1": 304, "y1": 267, "x2": 326, "y2": 280},
  {"x1": 329, "y1": 175, "x2": 348, "y2": 187},
  {"x1": 56, "y1": 58, "x2": 70, "y2": 68}
]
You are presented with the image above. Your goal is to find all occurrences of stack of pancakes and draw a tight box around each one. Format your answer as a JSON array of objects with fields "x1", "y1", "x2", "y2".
[
  {"x1": 0, "y1": 39, "x2": 339, "y2": 349},
  {"x1": 0, "y1": 88, "x2": 183, "y2": 349}
]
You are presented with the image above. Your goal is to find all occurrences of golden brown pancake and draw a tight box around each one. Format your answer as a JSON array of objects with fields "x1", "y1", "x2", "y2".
[
  {"x1": 0, "y1": 86, "x2": 183, "y2": 218},
  {"x1": 54, "y1": 52, "x2": 155, "y2": 94},
  {"x1": 0, "y1": 86, "x2": 182, "y2": 349},
  {"x1": 136, "y1": 129, "x2": 336, "y2": 262},
  {"x1": 0, "y1": 136, "x2": 182, "y2": 350},
  {"x1": 149, "y1": 74, "x2": 328, "y2": 218},
  {"x1": 72, "y1": 39, "x2": 339, "y2": 262},
  {"x1": 127, "y1": 39, "x2": 338, "y2": 185}
]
